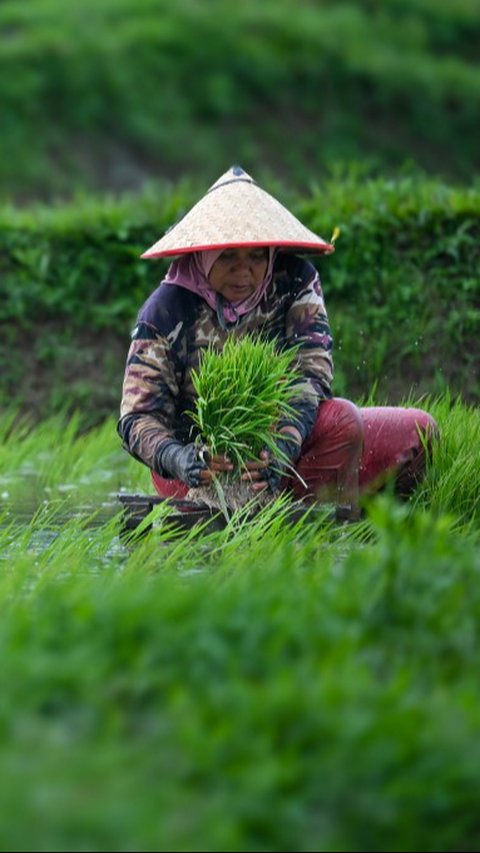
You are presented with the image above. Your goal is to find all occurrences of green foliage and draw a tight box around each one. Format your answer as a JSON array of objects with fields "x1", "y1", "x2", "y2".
[
  {"x1": 189, "y1": 336, "x2": 299, "y2": 469},
  {"x1": 0, "y1": 0, "x2": 479, "y2": 199}
]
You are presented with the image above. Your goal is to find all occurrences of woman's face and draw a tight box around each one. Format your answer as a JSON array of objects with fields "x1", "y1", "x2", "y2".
[{"x1": 208, "y1": 247, "x2": 269, "y2": 301}]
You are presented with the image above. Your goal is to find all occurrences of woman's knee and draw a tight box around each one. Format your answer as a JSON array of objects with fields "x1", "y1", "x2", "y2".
[{"x1": 319, "y1": 397, "x2": 364, "y2": 449}]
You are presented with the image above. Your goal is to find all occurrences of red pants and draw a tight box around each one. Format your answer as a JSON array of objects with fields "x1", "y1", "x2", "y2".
[{"x1": 151, "y1": 399, "x2": 438, "y2": 504}]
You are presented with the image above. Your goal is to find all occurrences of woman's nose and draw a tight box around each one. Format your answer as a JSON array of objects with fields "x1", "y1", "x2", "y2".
[{"x1": 232, "y1": 256, "x2": 249, "y2": 271}]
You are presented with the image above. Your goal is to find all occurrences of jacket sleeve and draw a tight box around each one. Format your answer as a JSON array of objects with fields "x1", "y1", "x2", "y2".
[
  {"x1": 117, "y1": 321, "x2": 179, "y2": 470},
  {"x1": 280, "y1": 263, "x2": 334, "y2": 441}
]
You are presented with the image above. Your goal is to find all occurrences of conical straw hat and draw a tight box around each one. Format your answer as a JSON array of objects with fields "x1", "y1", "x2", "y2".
[{"x1": 141, "y1": 165, "x2": 334, "y2": 258}]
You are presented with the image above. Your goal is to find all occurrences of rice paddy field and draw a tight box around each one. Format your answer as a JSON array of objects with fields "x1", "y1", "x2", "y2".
[
  {"x1": 2, "y1": 0, "x2": 480, "y2": 848},
  {"x1": 2, "y1": 394, "x2": 480, "y2": 851}
]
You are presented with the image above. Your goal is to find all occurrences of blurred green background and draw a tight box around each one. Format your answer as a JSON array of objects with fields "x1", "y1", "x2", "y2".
[
  {"x1": 1, "y1": 0, "x2": 479, "y2": 202},
  {"x1": 1, "y1": 0, "x2": 479, "y2": 418}
]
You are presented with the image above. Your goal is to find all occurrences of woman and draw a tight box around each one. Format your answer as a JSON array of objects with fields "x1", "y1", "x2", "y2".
[{"x1": 118, "y1": 166, "x2": 437, "y2": 509}]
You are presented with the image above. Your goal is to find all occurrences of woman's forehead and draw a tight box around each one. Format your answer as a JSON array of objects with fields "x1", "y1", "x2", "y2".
[{"x1": 217, "y1": 246, "x2": 269, "y2": 258}]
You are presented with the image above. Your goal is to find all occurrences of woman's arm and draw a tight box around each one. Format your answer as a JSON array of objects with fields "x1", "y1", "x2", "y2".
[
  {"x1": 282, "y1": 261, "x2": 334, "y2": 441},
  {"x1": 117, "y1": 321, "x2": 179, "y2": 470},
  {"x1": 118, "y1": 320, "x2": 234, "y2": 483}
]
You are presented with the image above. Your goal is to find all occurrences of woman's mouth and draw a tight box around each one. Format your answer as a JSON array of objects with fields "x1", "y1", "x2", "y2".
[{"x1": 228, "y1": 283, "x2": 251, "y2": 295}]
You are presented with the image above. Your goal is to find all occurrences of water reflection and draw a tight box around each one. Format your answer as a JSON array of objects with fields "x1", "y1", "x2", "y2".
[
  {"x1": 1, "y1": 491, "x2": 122, "y2": 527},
  {"x1": 0, "y1": 463, "x2": 132, "y2": 566},
  {"x1": 0, "y1": 462, "x2": 133, "y2": 525}
]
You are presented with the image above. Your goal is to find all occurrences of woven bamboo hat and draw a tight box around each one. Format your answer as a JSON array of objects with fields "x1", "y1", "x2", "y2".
[{"x1": 141, "y1": 165, "x2": 334, "y2": 258}]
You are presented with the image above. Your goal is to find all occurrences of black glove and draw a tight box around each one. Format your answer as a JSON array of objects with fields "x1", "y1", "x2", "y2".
[
  {"x1": 155, "y1": 440, "x2": 209, "y2": 487},
  {"x1": 264, "y1": 435, "x2": 302, "y2": 493}
]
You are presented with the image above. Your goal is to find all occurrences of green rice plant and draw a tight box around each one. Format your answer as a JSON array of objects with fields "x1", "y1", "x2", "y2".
[
  {"x1": 4, "y1": 395, "x2": 480, "y2": 849},
  {"x1": 412, "y1": 393, "x2": 480, "y2": 530},
  {"x1": 189, "y1": 334, "x2": 301, "y2": 472},
  {"x1": 3, "y1": 493, "x2": 480, "y2": 852}
]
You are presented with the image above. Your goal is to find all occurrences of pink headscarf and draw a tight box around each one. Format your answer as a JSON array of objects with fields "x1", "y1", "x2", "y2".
[{"x1": 163, "y1": 247, "x2": 276, "y2": 324}]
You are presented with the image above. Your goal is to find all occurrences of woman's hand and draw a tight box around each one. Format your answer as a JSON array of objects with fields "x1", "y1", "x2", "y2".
[
  {"x1": 251, "y1": 427, "x2": 303, "y2": 493},
  {"x1": 198, "y1": 450, "x2": 269, "y2": 490},
  {"x1": 156, "y1": 442, "x2": 235, "y2": 487},
  {"x1": 191, "y1": 424, "x2": 303, "y2": 492},
  {"x1": 197, "y1": 453, "x2": 234, "y2": 484},
  {"x1": 240, "y1": 449, "x2": 270, "y2": 492}
]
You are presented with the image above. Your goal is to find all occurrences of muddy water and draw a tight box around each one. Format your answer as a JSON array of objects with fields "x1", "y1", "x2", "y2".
[
  {"x1": 0, "y1": 473, "x2": 124, "y2": 526},
  {"x1": 0, "y1": 466, "x2": 137, "y2": 570},
  {"x1": 0, "y1": 459, "x2": 137, "y2": 566}
]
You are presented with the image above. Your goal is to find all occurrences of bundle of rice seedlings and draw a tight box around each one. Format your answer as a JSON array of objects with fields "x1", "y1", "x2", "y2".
[{"x1": 186, "y1": 334, "x2": 301, "y2": 513}]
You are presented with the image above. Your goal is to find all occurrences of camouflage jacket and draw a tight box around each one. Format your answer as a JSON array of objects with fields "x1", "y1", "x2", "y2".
[{"x1": 118, "y1": 252, "x2": 334, "y2": 473}]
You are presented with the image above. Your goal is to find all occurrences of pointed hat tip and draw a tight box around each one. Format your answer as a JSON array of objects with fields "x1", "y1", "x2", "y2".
[{"x1": 208, "y1": 165, "x2": 255, "y2": 190}]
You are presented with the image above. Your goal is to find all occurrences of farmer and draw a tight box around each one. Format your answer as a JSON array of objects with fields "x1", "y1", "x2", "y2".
[{"x1": 118, "y1": 166, "x2": 437, "y2": 509}]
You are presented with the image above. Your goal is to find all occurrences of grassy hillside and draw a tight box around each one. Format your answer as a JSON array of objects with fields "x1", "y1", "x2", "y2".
[
  {"x1": 2, "y1": 173, "x2": 479, "y2": 420},
  {"x1": 1, "y1": 0, "x2": 479, "y2": 201}
]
